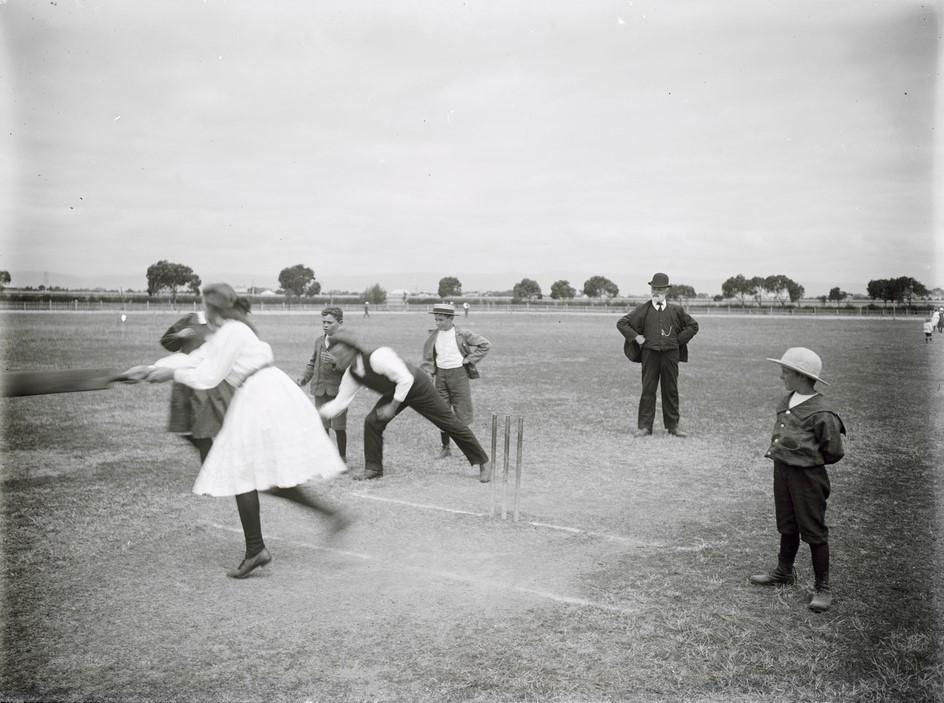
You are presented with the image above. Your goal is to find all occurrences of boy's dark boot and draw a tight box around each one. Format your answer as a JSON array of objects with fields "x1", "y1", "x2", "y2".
[
  {"x1": 749, "y1": 561, "x2": 797, "y2": 586},
  {"x1": 809, "y1": 579, "x2": 832, "y2": 612},
  {"x1": 809, "y1": 542, "x2": 831, "y2": 612}
]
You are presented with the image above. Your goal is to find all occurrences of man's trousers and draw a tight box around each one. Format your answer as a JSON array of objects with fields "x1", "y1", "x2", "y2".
[
  {"x1": 363, "y1": 368, "x2": 488, "y2": 474},
  {"x1": 638, "y1": 347, "x2": 680, "y2": 431}
]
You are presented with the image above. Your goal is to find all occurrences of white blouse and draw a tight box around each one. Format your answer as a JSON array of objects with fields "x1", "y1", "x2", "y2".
[{"x1": 155, "y1": 320, "x2": 274, "y2": 390}]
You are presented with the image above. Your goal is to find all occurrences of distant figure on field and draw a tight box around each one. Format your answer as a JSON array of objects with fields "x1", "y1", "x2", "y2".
[
  {"x1": 749, "y1": 347, "x2": 846, "y2": 613},
  {"x1": 923, "y1": 318, "x2": 933, "y2": 343},
  {"x1": 297, "y1": 306, "x2": 348, "y2": 462},
  {"x1": 463, "y1": 302, "x2": 470, "y2": 317},
  {"x1": 616, "y1": 272, "x2": 699, "y2": 437},
  {"x1": 932, "y1": 307, "x2": 943, "y2": 334},
  {"x1": 420, "y1": 302, "x2": 491, "y2": 459},
  {"x1": 159, "y1": 311, "x2": 233, "y2": 463},
  {"x1": 319, "y1": 330, "x2": 492, "y2": 482},
  {"x1": 363, "y1": 301, "x2": 370, "y2": 317}
]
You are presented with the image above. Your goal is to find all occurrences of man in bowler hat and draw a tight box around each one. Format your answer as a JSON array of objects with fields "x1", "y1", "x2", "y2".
[{"x1": 617, "y1": 272, "x2": 699, "y2": 437}]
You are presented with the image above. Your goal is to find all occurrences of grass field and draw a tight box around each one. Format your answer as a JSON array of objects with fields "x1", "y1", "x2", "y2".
[{"x1": 2, "y1": 310, "x2": 943, "y2": 702}]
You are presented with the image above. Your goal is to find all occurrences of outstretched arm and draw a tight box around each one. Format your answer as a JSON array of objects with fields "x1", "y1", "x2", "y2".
[{"x1": 319, "y1": 368, "x2": 360, "y2": 419}]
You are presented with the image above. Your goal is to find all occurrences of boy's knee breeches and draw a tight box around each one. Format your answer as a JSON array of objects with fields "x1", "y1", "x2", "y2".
[{"x1": 772, "y1": 460, "x2": 831, "y2": 544}]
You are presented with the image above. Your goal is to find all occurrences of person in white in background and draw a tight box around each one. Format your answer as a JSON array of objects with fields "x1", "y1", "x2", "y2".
[
  {"x1": 124, "y1": 283, "x2": 350, "y2": 579},
  {"x1": 420, "y1": 302, "x2": 491, "y2": 459}
]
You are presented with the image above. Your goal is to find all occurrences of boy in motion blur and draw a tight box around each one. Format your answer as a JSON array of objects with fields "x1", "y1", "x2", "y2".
[
  {"x1": 749, "y1": 347, "x2": 846, "y2": 613},
  {"x1": 319, "y1": 330, "x2": 491, "y2": 482}
]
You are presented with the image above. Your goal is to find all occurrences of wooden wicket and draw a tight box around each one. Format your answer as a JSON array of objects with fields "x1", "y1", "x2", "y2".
[{"x1": 489, "y1": 413, "x2": 524, "y2": 521}]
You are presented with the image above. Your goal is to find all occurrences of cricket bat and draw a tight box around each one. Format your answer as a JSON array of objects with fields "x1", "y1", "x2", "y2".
[{"x1": 0, "y1": 368, "x2": 134, "y2": 397}]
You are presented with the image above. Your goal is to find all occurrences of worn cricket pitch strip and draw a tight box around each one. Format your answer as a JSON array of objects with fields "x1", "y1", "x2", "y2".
[
  {"x1": 348, "y1": 491, "x2": 671, "y2": 547},
  {"x1": 203, "y1": 520, "x2": 642, "y2": 616}
]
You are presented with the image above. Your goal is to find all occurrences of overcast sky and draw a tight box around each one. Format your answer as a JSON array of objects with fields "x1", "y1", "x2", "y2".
[{"x1": 0, "y1": 0, "x2": 940, "y2": 295}]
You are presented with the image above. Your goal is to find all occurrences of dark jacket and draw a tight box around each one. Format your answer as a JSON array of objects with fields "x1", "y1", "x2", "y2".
[
  {"x1": 299, "y1": 334, "x2": 344, "y2": 397},
  {"x1": 765, "y1": 393, "x2": 846, "y2": 467},
  {"x1": 160, "y1": 313, "x2": 210, "y2": 354},
  {"x1": 617, "y1": 301, "x2": 698, "y2": 362},
  {"x1": 421, "y1": 326, "x2": 491, "y2": 379}
]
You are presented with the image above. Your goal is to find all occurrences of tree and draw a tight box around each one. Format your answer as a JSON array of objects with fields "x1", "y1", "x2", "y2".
[
  {"x1": 747, "y1": 276, "x2": 766, "y2": 306},
  {"x1": 762, "y1": 275, "x2": 790, "y2": 306},
  {"x1": 187, "y1": 274, "x2": 202, "y2": 296},
  {"x1": 549, "y1": 279, "x2": 576, "y2": 300},
  {"x1": 278, "y1": 264, "x2": 316, "y2": 297},
  {"x1": 582, "y1": 275, "x2": 619, "y2": 298},
  {"x1": 668, "y1": 284, "x2": 696, "y2": 302},
  {"x1": 512, "y1": 278, "x2": 542, "y2": 301},
  {"x1": 763, "y1": 274, "x2": 804, "y2": 306},
  {"x1": 721, "y1": 274, "x2": 751, "y2": 306},
  {"x1": 867, "y1": 276, "x2": 928, "y2": 305},
  {"x1": 304, "y1": 280, "x2": 322, "y2": 297},
  {"x1": 892, "y1": 276, "x2": 927, "y2": 306},
  {"x1": 785, "y1": 280, "x2": 805, "y2": 303},
  {"x1": 827, "y1": 287, "x2": 848, "y2": 303},
  {"x1": 437, "y1": 276, "x2": 462, "y2": 298},
  {"x1": 363, "y1": 283, "x2": 387, "y2": 304},
  {"x1": 146, "y1": 260, "x2": 198, "y2": 304},
  {"x1": 0, "y1": 270, "x2": 10, "y2": 292},
  {"x1": 867, "y1": 278, "x2": 892, "y2": 302}
]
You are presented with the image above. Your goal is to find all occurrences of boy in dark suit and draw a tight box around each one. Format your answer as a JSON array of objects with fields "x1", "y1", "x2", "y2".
[{"x1": 298, "y1": 306, "x2": 347, "y2": 461}]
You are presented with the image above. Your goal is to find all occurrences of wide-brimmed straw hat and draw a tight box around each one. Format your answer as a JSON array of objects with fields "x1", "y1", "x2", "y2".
[
  {"x1": 766, "y1": 347, "x2": 829, "y2": 385},
  {"x1": 429, "y1": 303, "x2": 456, "y2": 316}
]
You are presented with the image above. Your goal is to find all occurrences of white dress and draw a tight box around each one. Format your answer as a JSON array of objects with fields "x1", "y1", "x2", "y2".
[{"x1": 156, "y1": 320, "x2": 346, "y2": 496}]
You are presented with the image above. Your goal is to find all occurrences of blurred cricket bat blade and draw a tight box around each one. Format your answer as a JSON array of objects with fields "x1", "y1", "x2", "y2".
[{"x1": 0, "y1": 368, "x2": 133, "y2": 397}]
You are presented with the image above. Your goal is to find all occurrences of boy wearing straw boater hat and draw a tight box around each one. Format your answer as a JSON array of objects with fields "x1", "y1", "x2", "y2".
[
  {"x1": 750, "y1": 347, "x2": 846, "y2": 613},
  {"x1": 420, "y1": 302, "x2": 491, "y2": 459}
]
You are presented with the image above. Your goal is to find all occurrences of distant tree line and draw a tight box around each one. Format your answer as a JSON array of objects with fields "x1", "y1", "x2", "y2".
[
  {"x1": 720, "y1": 274, "x2": 805, "y2": 307},
  {"x1": 7, "y1": 262, "x2": 935, "y2": 309}
]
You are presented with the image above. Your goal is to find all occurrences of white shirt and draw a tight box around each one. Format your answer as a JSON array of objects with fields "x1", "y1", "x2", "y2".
[
  {"x1": 155, "y1": 320, "x2": 273, "y2": 390},
  {"x1": 788, "y1": 391, "x2": 817, "y2": 409},
  {"x1": 319, "y1": 347, "x2": 415, "y2": 418},
  {"x1": 434, "y1": 328, "x2": 464, "y2": 369}
]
